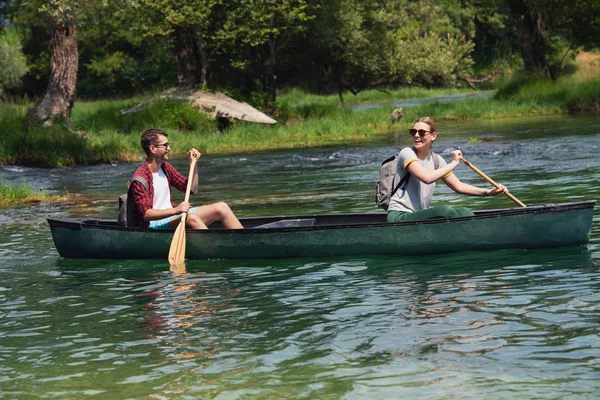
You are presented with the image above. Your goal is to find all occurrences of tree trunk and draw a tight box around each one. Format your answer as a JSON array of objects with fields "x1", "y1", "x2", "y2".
[
  {"x1": 172, "y1": 27, "x2": 206, "y2": 88},
  {"x1": 262, "y1": 35, "x2": 277, "y2": 113},
  {"x1": 25, "y1": 13, "x2": 78, "y2": 127},
  {"x1": 508, "y1": 0, "x2": 552, "y2": 78}
]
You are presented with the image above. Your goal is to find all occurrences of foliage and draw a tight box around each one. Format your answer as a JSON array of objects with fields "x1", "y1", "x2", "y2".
[
  {"x1": 3, "y1": 0, "x2": 600, "y2": 104},
  {"x1": 211, "y1": 0, "x2": 313, "y2": 108},
  {"x1": 446, "y1": 0, "x2": 518, "y2": 71},
  {"x1": 118, "y1": 99, "x2": 218, "y2": 133},
  {"x1": 0, "y1": 28, "x2": 28, "y2": 97},
  {"x1": 0, "y1": 179, "x2": 61, "y2": 206},
  {"x1": 76, "y1": 3, "x2": 176, "y2": 97},
  {"x1": 3, "y1": 122, "x2": 99, "y2": 166},
  {"x1": 496, "y1": 69, "x2": 600, "y2": 110},
  {"x1": 0, "y1": 180, "x2": 34, "y2": 204},
  {"x1": 544, "y1": 0, "x2": 600, "y2": 48},
  {"x1": 129, "y1": 0, "x2": 221, "y2": 37},
  {"x1": 494, "y1": 71, "x2": 541, "y2": 99},
  {"x1": 298, "y1": 0, "x2": 476, "y2": 100}
]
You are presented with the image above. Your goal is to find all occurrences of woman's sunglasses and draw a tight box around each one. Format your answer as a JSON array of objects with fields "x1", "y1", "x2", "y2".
[{"x1": 409, "y1": 129, "x2": 431, "y2": 137}]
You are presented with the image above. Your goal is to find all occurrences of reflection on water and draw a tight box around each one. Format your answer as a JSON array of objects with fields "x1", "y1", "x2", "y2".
[
  {"x1": 2, "y1": 248, "x2": 598, "y2": 398},
  {"x1": 0, "y1": 115, "x2": 599, "y2": 398}
]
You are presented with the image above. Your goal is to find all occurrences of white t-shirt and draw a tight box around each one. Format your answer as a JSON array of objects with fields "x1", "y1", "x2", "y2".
[
  {"x1": 152, "y1": 168, "x2": 172, "y2": 210},
  {"x1": 387, "y1": 147, "x2": 449, "y2": 212}
]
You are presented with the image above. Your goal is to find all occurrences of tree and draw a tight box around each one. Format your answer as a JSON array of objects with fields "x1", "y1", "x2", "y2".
[
  {"x1": 507, "y1": 0, "x2": 552, "y2": 77},
  {"x1": 502, "y1": 0, "x2": 600, "y2": 78},
  {"x1": 76, "y1": 3, "x2": 176, "y2": 97},
  {"x1": 304, "y1": 0, "x2": 475, "y2": 103},
  {"x1": 0, "y1": 28, "x2": 28, "y2": 97},
  {"x1": 130, "y1": 0, "x2": 222, "y2": 88},
  {"x1": 440, "y1": 0, "x2": 515, "y2": 71},
  {"x1": 539, "y1": 0, "x2": 600, "y2": 72},
  {"x1": 215, "y1": 0, "x2": 313, "y2": 110},
  {"x1": 24, "y1": 0, "x2": 78, "y2": 126},
  {"x1": 548, "y1": 0, "x2": 600, "y2": 48}
]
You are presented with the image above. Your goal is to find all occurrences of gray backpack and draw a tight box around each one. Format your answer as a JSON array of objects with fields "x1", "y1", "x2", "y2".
[
  {"x1": 117, "y1": 176, "x2": 149, "y2": 227},
  {"x1": 375, "y1": 150, "x2": 440, "y2": 210}
]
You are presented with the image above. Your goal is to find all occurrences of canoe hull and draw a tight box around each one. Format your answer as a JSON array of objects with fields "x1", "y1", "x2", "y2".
[{"x1": 48, "y1": 201, "x2": 595, "y2": 259}]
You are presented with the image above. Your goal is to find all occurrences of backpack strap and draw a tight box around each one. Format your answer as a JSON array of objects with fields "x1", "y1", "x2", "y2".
[
  {"x1": 393, "y1": 149, "x2": 440, "y2": 196},
  {"x1": 125, "y1": 176, "x2": 149, "y2": 228},
  {"x1": 130, "y1": 176, "x2": 149, "y2": 191},
  {"x1": 391, "y1": 173, "x2": 410, "y2": 197}
]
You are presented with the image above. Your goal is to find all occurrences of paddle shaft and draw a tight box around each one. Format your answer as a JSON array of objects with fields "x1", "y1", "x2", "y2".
[
  {"x1": 459, "y1": 156, "x2": 526, "y2": 207},
  {"x1": 168, "y1": 157, "x2": 198, "y2": 266}
]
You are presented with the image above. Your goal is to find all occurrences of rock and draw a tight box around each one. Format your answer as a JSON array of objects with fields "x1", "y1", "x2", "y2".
[{"x1": 120, "y1": 87, "x2": 277, "y2": 125}]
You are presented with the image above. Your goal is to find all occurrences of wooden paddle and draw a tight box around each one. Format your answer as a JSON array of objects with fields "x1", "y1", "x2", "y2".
[
  {"x1": 459, "y1": 156, "x2": 526, "y2": 207},
  {"x1": 168, "y1": 158, "x2": 197, "y2": 266}
]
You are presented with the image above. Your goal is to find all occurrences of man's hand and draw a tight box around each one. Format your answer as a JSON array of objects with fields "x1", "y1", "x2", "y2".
[
  {"x1": 189, "y1": 148, "x2": 201, "y2": 162},
  {"x1": 175, "y1": 202, "x2": 192, "y2": 214}
]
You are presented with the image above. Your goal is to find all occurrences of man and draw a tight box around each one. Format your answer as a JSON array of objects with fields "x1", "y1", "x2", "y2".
[{"x1": 130, "y1": 128, "x2": 243, "y2": 230}]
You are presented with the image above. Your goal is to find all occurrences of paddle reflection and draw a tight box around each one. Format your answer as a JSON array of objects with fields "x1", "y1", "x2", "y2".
[{"x1": 139, "y1": 262, "x2": 240, "y2": 361}]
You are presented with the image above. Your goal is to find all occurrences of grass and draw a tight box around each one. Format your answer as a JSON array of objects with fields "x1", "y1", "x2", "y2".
[
  {"x1": 276, "y1": 87, "x2": 474, "y2": 108},
  {"x1": 0, "y1": 180, "x2": 64, "y2": 207},
  {"x1": 1, "y1": 53, "x2": 599, "y2": 167}
]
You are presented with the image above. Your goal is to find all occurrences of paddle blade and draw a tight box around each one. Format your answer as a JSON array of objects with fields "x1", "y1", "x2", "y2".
[{"x1": 168, "y1": 220, "x2": 187, "y2": 266}]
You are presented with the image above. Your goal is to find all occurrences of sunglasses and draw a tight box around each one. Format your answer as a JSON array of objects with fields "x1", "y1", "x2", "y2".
[
  {"x1": 409, "y1": 129, "x2": 431, "y2": 137},
  {"x1": 153, "y1": 142, "x2": 170, "y2": 148}
]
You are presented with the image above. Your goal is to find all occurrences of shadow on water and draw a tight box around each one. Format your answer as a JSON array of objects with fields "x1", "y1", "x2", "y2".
[{"x1": 52, "y1": 246, "x2": 595, "y2": 284}]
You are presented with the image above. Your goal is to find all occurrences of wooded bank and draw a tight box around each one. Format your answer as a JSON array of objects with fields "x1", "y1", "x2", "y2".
[{"x1": 2, "y1": 0, "x2": 599, "y2": 127}]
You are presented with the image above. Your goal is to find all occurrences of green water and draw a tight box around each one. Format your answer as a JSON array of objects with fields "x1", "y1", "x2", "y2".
[{"x1": 1, "y1": 114, "x2": 599, "y2": 398}]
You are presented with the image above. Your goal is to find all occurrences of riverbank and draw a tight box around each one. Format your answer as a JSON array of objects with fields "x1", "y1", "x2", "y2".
[{"x1": 1, "y1": 59, "x2": 599, "y2": 168}]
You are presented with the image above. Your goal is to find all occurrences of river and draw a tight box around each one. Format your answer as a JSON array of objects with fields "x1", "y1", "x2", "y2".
[{"x1": 1, "y1": 114, "x2": 599, "y2": 398}]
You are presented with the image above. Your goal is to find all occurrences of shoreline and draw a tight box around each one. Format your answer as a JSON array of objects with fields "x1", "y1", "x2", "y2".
[{"x1": 1, "y1": 74, "x2": 599, "y2": 168}]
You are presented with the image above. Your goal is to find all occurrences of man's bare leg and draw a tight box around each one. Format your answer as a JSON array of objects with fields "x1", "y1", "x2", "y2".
[
  {"x1": 194, "y1": 202, "x2": 243, "y2": 229},
  {"x1": 167, "y1": 214, "x2": 208, "y2": 230}
]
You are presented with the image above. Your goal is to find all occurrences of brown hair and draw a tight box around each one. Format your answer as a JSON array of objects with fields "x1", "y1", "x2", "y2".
[
  {"x1": 141, "y1": 128, "x2": 168, "y2": 156},
  {"x1": 414, "y1": 116, "x2": 437, "y2": 133}
]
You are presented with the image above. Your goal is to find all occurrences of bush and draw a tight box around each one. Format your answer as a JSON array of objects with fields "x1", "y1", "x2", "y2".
[
  {"x1": 0, "y1": 28, "x2": 28, "y2": 97},
  {"x1": 494, "y1": 72, "x2": 548, "y2": 100},
  {"x1": 0, "y1": 180, "x2": 33, "y2": 203}
]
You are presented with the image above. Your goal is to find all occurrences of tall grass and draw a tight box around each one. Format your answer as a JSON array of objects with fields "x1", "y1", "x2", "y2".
[
  {"x1": 0, "y1": 180, "x2": 62, "y2": 206},
  {"x1": 0, "y1": 180, "x2": 53, "y2": 206},
  {"x1": 0, "y1": 180, "x2": 32, "y2": 203}
]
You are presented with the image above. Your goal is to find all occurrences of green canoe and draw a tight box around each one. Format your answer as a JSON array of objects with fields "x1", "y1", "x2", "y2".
[{"x1": 48, "y1": 200, "x2": 595, "y2": 260}]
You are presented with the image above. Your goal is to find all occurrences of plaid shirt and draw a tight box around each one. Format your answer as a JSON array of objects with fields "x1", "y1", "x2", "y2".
[{"x1": 130, "y1": 161, "x2": 188, "y2": 228}]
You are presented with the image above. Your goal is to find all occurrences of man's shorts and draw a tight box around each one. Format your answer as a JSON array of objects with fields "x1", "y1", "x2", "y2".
[{"x1": 148, "y1": 207, "x2": 197, "y2": 229}]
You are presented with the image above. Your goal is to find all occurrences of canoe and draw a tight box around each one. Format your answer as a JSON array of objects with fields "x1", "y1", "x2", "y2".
[{"x1": 48, "y1": 200, "x2": 595, "y2": 260}]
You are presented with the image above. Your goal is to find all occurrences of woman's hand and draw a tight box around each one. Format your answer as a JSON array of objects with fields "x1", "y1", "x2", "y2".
[
  {"x1": 450, "y1": 149, "x2": 462, "y2": 163},
  {"x1": 487, "y1": 184, "x2": 508, "y2": 196}
]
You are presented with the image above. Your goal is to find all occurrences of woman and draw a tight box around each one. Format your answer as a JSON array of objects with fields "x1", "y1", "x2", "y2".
[{"x1": 387, "y1": 116, "x2": 508, "y2": 223}]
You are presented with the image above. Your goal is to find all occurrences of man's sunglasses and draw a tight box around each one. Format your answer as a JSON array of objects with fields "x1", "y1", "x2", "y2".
[
  {"x1": 153, "y1": 142, "x2": 170, "y2": 148},
  {"x1": 409, "y1": 129, "x2": 431, "y2": 137}
]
